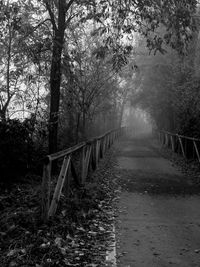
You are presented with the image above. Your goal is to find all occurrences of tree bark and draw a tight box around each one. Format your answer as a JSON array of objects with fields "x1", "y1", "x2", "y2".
[
  {"x1": 119, "y1": 99, "x2": 126, "y2": 128},
  {"x1": 82, "y1": 109, "x2": 86, "y2": 139},
  {"x1": 0, "y1": 22, "x2": 12, "y2": 121},
  {"x1": 48, "y1": 0, "x2": 66, "y2": 154},
  {"x1": 76, "y1": 113, "x2": 80, "y2": 143}
]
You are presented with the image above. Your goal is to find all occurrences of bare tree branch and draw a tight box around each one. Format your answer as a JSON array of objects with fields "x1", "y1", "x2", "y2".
[
  {"x1": 65, "y1": 0, "x2": 75, "y2": 12},
  {"x1": 44, "y1": 0, "x2": 58, "y2": 32}
]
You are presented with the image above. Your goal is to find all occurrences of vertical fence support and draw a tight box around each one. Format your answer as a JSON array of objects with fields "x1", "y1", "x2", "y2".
[
  {"x1": 184, "y1": 138, "x2": 187, "y2": 158},
  {"x1": 105, "y1": 135, "x2": 108, "y2": 150},
  {"x1": 64, "y1": 160, "x2": 71, "y2": 198},
  {"x1": 42, "y1": 157, "x2": 51, "y2": 222},
  {"x1": 158, "y1": 130, "x2": 200, "y2": 163},
  {"x1": 95, "y1": 139, "x2": 100, "y2": 168},
  {"x1": 193, "y1": 140, "x2": 200, "y2": 163},
  {"x1": 81, "y1": 144, "x2": 92, "y2": 183},
  {"x1": 81, "y1": 146, "x2": 86, "y2": 184},
  {"x1": 178, "y1": 136, "x2": 186, "y2": 158},
  {"x1": 70, "y1": 160, "x2": 80, "y2": 187},
  {"x1": 41, "y1": 127, "x2": 125, "y2": 221},
  {"x1": 100, "y1": 139, "x2": 103, "y2": 158},
  {"x1": 102, "y1": 137, "x2": 106, "y2": 156},
  {"x1": 192, "y1": 140, "x2": 195, "y2": 159},
  {"x1": 81, "y1": 146, "x2": 86, "y2": 183},
  {"x1": 165, "y1": 133, "x2": 167, "y2": 147},
  {"x1": 48, "y1": 155, "x2": 71, "y2": 218},
  {"x1": 85, "y1": 144, "x2": 92, "y2": 180},
  {"x1": 91, "y1": 142, "x2": 96, "y2": 170},
  {"x1": 161, "y1": 132, "x2": 164, "y2": 145},
  {"x1": 171, "y1": 135, "x2": 175, "y2": 152}
]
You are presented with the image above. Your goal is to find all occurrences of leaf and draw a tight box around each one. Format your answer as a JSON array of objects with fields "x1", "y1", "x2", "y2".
[
  {"x1": 7, "y1": 249, "x2": 18, "y2": 257},
  {"x1": 54, "y1": 237, "x2": 62, "y2": 247}
]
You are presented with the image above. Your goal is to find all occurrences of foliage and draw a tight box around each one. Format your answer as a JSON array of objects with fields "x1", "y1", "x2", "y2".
[
  {"x1": 0, "y1": 118, "x2": 46, "y2": 184},
  {"x1": 0, "y1": 0, "x2": 49, "y2": 121},
  {"x1": 0, "y1": 146, "x2": 119, "y2": 266},
  {"x1": 130, "y1": 25, "x2": 200, "y2": 137},
  {"x1": 173, "y1": 79, "x2": 200, "y2": 137},
  {"x1": 0, "y1": 0, "x2": 199, "y2": 177},
  {"x1": 90, "y1": 0, "x2": 197, "y2": 64},
  {"x1": 59, "y1": 23, "x2": 123, "y2": 143}
]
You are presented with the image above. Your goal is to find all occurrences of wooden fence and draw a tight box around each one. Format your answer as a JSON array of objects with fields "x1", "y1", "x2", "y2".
[
  {"x1": 158, "y1": 130, "x2": 200, "y2": 162},
  {"x1": 41, "y1": 127, "x2": 124, "y2": 221}
]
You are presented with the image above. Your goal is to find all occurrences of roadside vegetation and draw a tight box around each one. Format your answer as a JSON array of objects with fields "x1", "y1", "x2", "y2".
[{"x1": 0, "y1": 0, "x2": 199, "y2": 266}]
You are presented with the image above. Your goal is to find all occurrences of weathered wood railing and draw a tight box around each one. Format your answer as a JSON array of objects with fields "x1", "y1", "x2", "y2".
[
  {"x1": 157, "y1": 130, "x2": 200, "y2": 162},
  {"x1": 42, "y1": 127, "x2": 125, "y2": 221}
]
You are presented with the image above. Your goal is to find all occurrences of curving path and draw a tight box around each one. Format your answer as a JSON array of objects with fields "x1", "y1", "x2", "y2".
[{"x1": 115, "y1": 136, "x2": 200, "y2": 267}]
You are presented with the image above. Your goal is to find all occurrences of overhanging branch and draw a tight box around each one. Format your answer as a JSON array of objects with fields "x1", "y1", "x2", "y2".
[{"x1": 44, "y1": 0, "x2": 58, "y2": 32}]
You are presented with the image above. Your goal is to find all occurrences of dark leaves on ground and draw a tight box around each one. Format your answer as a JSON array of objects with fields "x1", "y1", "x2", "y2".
[{"x1": 0, "y1": 148, "x2": 119, "y2": 267}]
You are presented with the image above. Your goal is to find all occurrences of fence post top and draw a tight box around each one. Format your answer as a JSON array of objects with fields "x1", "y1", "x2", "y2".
[
  {"x1": 86, "y1": 140, "x2": 92, "y2": 145},
  {"x1": 43, "y1": 156, "x2": 51, "y2": 165}
]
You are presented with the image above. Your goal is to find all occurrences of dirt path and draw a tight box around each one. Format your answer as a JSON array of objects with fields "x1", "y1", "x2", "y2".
[{"x1": 115, "y1": 137, "x2": 200, "y2": 267}]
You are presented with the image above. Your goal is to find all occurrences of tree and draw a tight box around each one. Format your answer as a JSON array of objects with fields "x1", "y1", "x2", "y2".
[
  {"x1": 60, "y1": 23, "x2": 121, "y2": 142},
  {"x1": 43, "y1": 0, "x2": 73, "y2": 154},
  {"x1": 0, "y1": 0, "x2": 51, "y2": 121},
  {"x1": 37, "y1": 0, "x2": 199, "y2": 152},
  {"x1": 0, "y1": 1, "x2": 25, "y2": 121},
  {"x1": 129, "y1": 19, "x2": 200, "y2": 137}
]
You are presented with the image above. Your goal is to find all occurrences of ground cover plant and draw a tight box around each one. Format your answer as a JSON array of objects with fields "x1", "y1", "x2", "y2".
[{"x1": 0, "y1": 147, "x2": 120, "y2": 267}]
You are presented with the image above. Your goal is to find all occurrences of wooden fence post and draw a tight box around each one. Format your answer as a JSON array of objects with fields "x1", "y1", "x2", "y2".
[
  {"x1": 176, "y1": 135, "x2": 180, "y2": 153},
  {"x1": 165, "y1": 133, "x2": 167, "y2": 146},
  {"x1": 84, "y1": 144, "x2": 92, "y2": 181},
  {"x1": 178, "y1": 136, "x2": 186, "y2": 158},
  {"x1": 48, "y1": 155, "x2": 71, "y2": 218},
  {"x1": 171, "y1": 135, "x2": 175, "y2": 152},
  {"x1": 70, "y1": 159, "x2": 81, "y2": 187},
  {"x1": 91, "y1": 142, "x2": 96, "y2": 170},
  {"x1": 41, "y1": 127, "x2": 123, "y2": 221},
  {"x1": 105, "y1": 135, "x2": 108, "y2": 150},
  {"x1": 64, "y1": 160, "x2": 71, "y2": 198},
  {"x1": 193, "y1": 140, "x2": 200, "y2": 163},
  {"x1": 81, "y1": 144, "x2": 92, "y2": 183},
  {"x1": 192, "y1": 140, "x2": 195, "y2": 159},
  {"x1": 108, "y1": 134, "x2": 111, "y2": 148},
  {"x1": 161, "y1": 132, "x2": 163, "y2": 145},
  {"x1": 81, "y1": 146, "x2": 86, "y2": 183},
  {"x1": 100, "y1": 139, "x2": 103, "y2": 158},
  {"x1": 104, "y1": 136, "x2": 106, "y2": 152},
  {"x1": 95, "y1": 140, "x2": 100, "y2": 167},
  {"x1": 184, "y1": 138, "x2": 187, "y2": 158},
  {"x1": 42, "y1": 157, "x2": 51, "y2": 222},
  {"x1": 110, "y1": 132, "x2": 113, "y2": 145},
  {"x1": 101, "y1": 138, "x2": 105, "y2": 156}
]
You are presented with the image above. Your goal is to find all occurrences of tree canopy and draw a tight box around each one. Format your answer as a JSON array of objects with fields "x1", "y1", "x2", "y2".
[{"x1": 0, "y1": 0, "x2": 199, "y2": 152}]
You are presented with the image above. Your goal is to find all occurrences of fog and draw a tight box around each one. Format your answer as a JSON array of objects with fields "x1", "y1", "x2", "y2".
[{"x1": 123, "y1": 107, "x2": 153, "y2": 137}]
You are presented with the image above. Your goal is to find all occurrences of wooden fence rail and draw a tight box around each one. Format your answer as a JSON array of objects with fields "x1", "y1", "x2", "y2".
[
  {"x1": 157, "y1": 130, "x2": 200, "y2": 163},
  {"x1": 41, "y1": 127, "x2": 125, "y2": 221}
]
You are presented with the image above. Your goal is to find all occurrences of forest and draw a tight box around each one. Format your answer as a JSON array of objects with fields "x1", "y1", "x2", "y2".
[{"x1": 0, "y1": 0, "x2": 200, "y2": 266}]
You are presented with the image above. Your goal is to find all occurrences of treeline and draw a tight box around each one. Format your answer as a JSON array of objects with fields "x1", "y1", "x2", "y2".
[
  {"x1": 0, "y1": 0, "x2": 198, "y2": 183},
  {"x1": 131, "y1": 21, "x2": 200, "y2": 138},
  {"x1": 0, "y1": 0, "x2": 129, "y2": 182}
]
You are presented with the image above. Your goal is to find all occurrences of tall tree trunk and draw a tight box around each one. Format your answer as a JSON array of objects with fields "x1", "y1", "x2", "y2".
[
  {"x1": 119, "y1": 99, "x2": 126, "y2": 128},
  {"x1": 76, "y1": 113, "x2": 80, "y2": 143},
  {"x1": 48, "y1": 0, "x2": 66, "y2": 154},
  {"x1": 82, "y1": 110, "x2": 86, "y2": 139},
  {"x1": 0, "y1": 110, "x2": 6, "y2": 122},
  {"x1": 1, "y1": 23, "x2": 12, "y2": 122}
]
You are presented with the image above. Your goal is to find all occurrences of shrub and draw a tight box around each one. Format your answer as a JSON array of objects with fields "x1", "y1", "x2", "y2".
[{"x1": 0, "y1": 119, "x2": 35, "y2": 184}]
